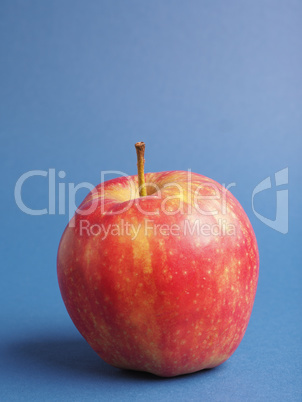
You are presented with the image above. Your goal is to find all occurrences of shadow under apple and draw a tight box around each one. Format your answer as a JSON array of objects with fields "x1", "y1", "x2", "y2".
[{"x1": 8, "y1": 334, "x2": 223, "y2": 381}]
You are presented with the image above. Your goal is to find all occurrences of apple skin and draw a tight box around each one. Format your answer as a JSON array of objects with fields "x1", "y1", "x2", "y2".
[{"x1": 57, "y1": 171, "x2": 259, "y2": 377}]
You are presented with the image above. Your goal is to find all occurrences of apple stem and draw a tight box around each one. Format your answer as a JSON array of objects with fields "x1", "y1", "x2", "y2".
[{"x1": 135, "y1": 142, "x2": 147, "y2": 197}]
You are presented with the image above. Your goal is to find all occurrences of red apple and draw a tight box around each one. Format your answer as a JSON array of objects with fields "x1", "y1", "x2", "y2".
[{"x1": 57, "y1": 144, "x2": 259, "y2": 377}]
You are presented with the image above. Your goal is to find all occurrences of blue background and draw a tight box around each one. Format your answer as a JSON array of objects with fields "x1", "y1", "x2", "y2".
[{"x1": 1, "y1": 1, "x2": 301, "y2": 400}]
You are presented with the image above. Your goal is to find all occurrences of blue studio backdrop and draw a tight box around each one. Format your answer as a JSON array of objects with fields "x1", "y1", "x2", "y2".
[{"x1": 0, "y1": 1, "x2": 301, "y2": 401}]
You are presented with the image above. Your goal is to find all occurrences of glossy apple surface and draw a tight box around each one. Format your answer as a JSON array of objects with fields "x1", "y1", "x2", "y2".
[{"x1": 57, "y1": 171, "x2": 259, "y2": 377}]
